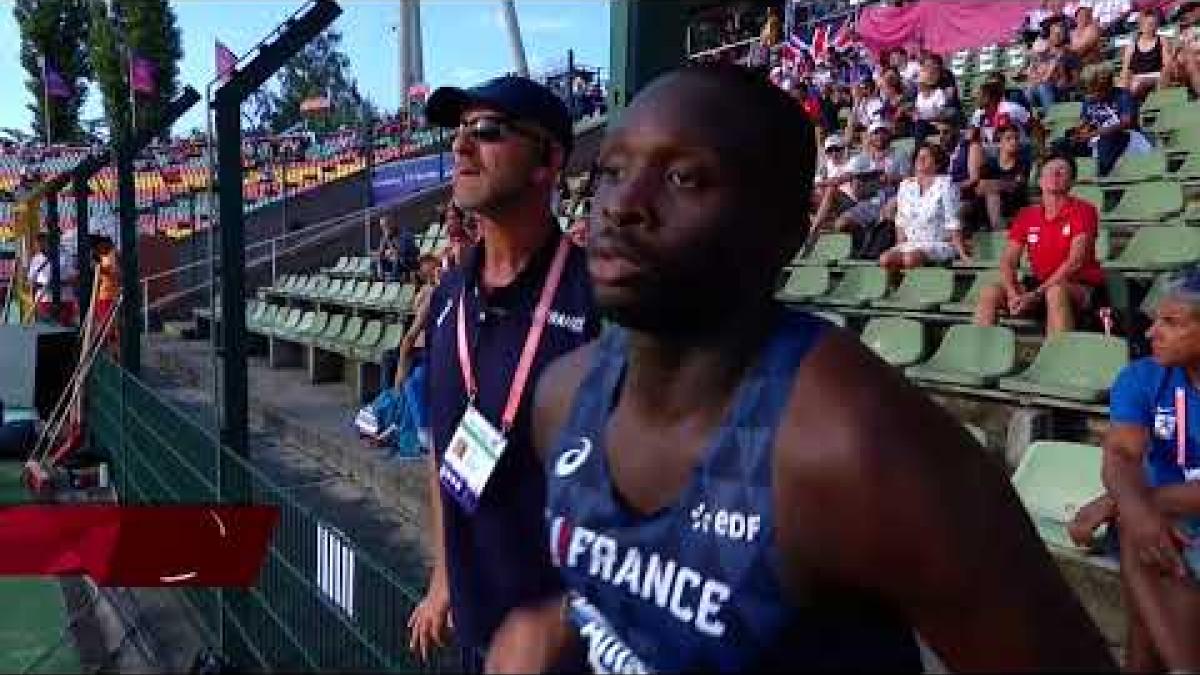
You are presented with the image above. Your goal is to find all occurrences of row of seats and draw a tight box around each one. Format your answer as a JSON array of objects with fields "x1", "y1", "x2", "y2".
[
  {"x1": 246, "y1": 300, "x2": 404, "y2": 365},
  {"x1": 265, "y1": 274, "x2": 417, "y2": 313},
  {"x1": 851, "y1": 317, "x2": 1126, "y2": 404},
  {"x1": 794, "y1": 225, "x2": 1200, "y2": 274}
]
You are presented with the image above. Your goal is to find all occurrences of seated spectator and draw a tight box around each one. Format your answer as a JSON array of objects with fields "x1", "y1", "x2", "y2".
[
  {"x1": 1120, "y1": 6, "x2": 1176, "y2": 100},
  {"x1": 985, "y1": 71, "x2": 1034, "y2": 112},
  {"x1": 890, "y1": 47, "x2": 923, "y2": 91},
  {"x1": 1172, "y1": 0, "x2": 1200, "y2": 95},
  {"x1": 812, "y1": 134, "x2": 858, "y2": 231},
  {"x1": 970, "y1": 81, "x2": 1033, "y2": 146},
  {"x1": 834, "y1": 121, "x2": 911, "y2": 236},
  {"x1": 913, "y1": 65, "x2": 955, "y2": 144},
  {"x1": 375, "y1": 214, "x2": 417, "y2": 282},
  {"x1": 1071, "y1": 4, "x2": 1105, "y2": 64},
  {"x1": 1067, "y1": 266, "x2": 1200, "y2": 672},
  {"x1": 1026, "y1": 17, "x2": 1083, "y2": 111},
  {"x1": 847, "y1": 78, "x2": 885, "y2": 145},
  {"x1": 879, "y1": 143, "x2": 969, "y2": 270},
  {"x1": 973, "y1": 153, "x2": 1105, "y2": 335},
  {"x1": 439, "y1": 203, "x2": 476, "y2": 270},
  {"x1": 1055, "y1": 64, "x2": 1152, "y2": 177},
  {"x1": 934, "y1": 118, "x2": 974, "y2": 187},
  {"x1": 921, "y1": 52, "x2": 960, "y2": 109},
  {"x1": 963, "y1": 124, "x2": 1030, "y2": 231},
  {"x1": 879, "y1": 70, "x2": 913, "y2": 137}
]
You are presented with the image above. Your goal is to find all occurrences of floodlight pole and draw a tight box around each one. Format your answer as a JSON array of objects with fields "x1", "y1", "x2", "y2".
[{"x1": 212, "y1": 0, "x2": 343, "y2": 455}]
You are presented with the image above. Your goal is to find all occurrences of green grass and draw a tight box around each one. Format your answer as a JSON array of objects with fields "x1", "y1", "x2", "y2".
[{"x1": 0, "y1": 462, "x2": 82, "y2": 673}]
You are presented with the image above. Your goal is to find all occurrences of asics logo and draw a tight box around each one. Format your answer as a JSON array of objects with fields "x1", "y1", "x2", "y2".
[{"x1": 555, "y1": 437, "x2": 592, "y2": 477}]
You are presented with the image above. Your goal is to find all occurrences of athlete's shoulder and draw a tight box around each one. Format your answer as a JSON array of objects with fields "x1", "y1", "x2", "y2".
[{"x1": 531, "y1": 331, "x2": 606, "y2": 461}]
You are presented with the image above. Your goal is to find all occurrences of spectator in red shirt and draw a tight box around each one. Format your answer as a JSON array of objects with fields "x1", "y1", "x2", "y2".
[{"x1": 973, "y1": 153, "x2": 1105, "y2": 335}]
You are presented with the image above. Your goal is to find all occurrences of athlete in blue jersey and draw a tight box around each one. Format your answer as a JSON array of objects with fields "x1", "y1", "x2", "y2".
[
  {"x1": 485, "y1": 63, "x2": 1114, "y2": 672},
  {"x1": 1070, "y1": 266, "x2": 1200, "y2": 671}
]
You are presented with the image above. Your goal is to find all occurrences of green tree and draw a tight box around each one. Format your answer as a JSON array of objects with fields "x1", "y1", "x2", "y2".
[
  {"x1": 87, "y1": 0, "x2": 182, "y2": 142},
  {"x1": 15, "y1": 0, "x2": 91, "y2": 143},
  {"x1": 266, "y1": 29, "x2": 375, "y2": 134}
]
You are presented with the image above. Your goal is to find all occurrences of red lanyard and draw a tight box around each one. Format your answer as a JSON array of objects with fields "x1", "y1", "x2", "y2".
[
  {"x1": 1178, "y1": 386, "x2": 1189, "y2": 469},
  {"x1": 456, "y1": 237, "x2": 572, "y2": 433}
]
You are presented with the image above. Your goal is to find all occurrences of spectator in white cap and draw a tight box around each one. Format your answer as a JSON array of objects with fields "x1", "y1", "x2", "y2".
[
  {"x1": 834, "y1": 120, "x2": 911, "y2": 238},
  {"x1": 812, "y1": 134, "x2": 858, "y2": 232}
]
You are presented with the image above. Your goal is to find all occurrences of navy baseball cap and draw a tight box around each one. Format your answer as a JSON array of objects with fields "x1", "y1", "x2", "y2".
[{"x1": 426, "y1": 75, "x2": 573, "y2": 157}]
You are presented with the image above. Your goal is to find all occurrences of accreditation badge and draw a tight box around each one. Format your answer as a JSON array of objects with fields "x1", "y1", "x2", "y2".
[{"x1": 438, "y1": 405, "x2": 508, "y2": 514}]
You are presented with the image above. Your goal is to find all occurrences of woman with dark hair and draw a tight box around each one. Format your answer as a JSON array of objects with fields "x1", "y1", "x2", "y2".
[
  {"x1": 879, "y1": 142, "x2": 969, "y2": 270},
  {"x1": 1120, "y1": 7, "x2": 1176, "y2": 100}
]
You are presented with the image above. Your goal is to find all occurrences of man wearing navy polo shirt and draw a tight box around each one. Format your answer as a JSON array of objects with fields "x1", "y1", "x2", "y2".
[
  {"x1": 406, "y1": 76, "x2": 598, "y2": 671},
  {"x1": 1069, "y1": 266, "x2": 1200, "y2": 671}
]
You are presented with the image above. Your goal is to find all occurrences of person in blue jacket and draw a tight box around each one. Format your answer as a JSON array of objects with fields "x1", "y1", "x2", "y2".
[{"x1": 1071, "y1": 265, "x2": 1200, "y2": 672}]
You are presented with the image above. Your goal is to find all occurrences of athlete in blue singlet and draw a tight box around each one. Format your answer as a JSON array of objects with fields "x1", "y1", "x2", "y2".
[{"x1": 486, "y1": 63, "x2": 1114, "y2": 672}]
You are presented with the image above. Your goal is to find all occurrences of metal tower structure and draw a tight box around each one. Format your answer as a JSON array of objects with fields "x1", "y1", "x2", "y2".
[
  {"x1": 500, "y1": 0, "x2": 530, "y2": 77},
  {"x1": 398, "y1": 0, "x2": 426, "y2": 117}
]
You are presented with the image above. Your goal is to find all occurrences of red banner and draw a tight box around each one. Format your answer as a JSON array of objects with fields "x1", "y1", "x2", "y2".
[{"x1": 0, "y1": 505, "x2": 277, "y2": 586}]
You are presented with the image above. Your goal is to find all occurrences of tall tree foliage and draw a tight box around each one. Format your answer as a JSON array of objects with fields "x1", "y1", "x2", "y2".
[
  {"x1": 266, "y1": 29, "x2": 376, "y2": 134},
  {"x1": 87, "y1": 0, "x2": 183, "y2": 142},
  {"x1": 15, "y1": 0, "x2": 91, "y2": 143}
]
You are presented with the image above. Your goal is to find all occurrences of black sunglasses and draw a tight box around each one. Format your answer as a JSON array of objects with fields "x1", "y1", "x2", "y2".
[{"x1": 457, "y1": 116, "x2": 543, "y2": 145}]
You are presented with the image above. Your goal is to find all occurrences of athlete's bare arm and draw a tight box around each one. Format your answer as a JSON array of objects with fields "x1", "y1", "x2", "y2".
[{"x1": 774, "y1": 330, "x2": 1116, "y2": 671}]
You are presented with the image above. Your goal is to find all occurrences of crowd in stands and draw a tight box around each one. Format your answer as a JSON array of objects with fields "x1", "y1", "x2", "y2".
[{"x1": 747, "y1": 0, "x2": 1200, "y2": 340}]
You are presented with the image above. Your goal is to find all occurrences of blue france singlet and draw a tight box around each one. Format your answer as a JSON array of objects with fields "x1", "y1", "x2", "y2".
[{"x1": 544, "y1": 310, "x2": 921, "y2": 672}]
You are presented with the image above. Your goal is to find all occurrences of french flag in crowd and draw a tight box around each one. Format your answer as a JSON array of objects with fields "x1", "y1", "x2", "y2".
[{"x1": 786, "y1": 14, "x2": 859, "y2": 65}]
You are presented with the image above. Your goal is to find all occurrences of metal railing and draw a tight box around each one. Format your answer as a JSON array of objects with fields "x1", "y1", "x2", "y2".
[
  {"x1": 87, "y1": 353, "x2": 454, "y2": 671},
  {"x1": 140, "y1": 175, "x2": 451, "y2": 331}
]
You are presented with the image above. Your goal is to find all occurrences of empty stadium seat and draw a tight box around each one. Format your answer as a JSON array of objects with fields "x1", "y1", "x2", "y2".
[
  {"x1": 1094, "y1": 150, "x2": 1166, "y2": 185},
  {"x1": 905, "y1": 324, "x2": 1018, "y2": 387},
  {"x1": 941, "y1": 270, "x2": 1000, "y2": 314},
  {"x1": 1104, "y1": 182, "x2": 1184, "y2": 223},
  {"x1": 777, "y1": 267, "x2": 831, "y2": 303},
  {"x1": 1142, "y1": 86, "x2": 1189, "y2": 113},
  {"x1": 796, "y1": 233, "x2": 853, "y2": 266},
  {"x1": 956, "y1": 231, "x2": 1009, "y2": 269},
  {"x1": 1139, "y1": 273, "x2": 1170, "y2": 317},
  {"x1": 872, "y1": 268, "x2": 955, "y2": 311},
  {"x1": 814, "y1": 267, "x2": 888, "y2": 307},
  {"x1": 860, "y1": 317, "x2": 925, "y2": 367},
  {"x1": 997, "y1": 332, "x2": 1128, "y2": 403},
  {"x1": 1104, "y1": 227, "x2": 1200, "y2": 273},
  {"x1": 354, "y1": 321, "x2": 402, "y2": 362},
  {"x1": 811, "y1": 310, "x2": 847, "y2": 327},
  {"x1": 343, "y1": 319, "x2": 384, "y2": 358},
  {"x1": 1012, "y1": 440, "x2": 1107, "y2": 550}
]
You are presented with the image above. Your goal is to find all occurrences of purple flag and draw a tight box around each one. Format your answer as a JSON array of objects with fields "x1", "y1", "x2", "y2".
[
  {"x1": 130, "y1": 54, "x2": 156, "y2": 94},
  {"x1": 43, "y1": 61, "x2": 72, "y2": 99},
  {"x1": 215, "y1": 40, "x2": 237, "y2": 79}
]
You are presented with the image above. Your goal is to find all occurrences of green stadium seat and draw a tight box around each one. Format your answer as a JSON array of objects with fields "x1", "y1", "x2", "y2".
[
  {"x1": 905, "y1": 324, "x2": 1018, "y2": 387},
  {"x1": 251, "y1": 304, "x2": 279, "y2": 335},
  {"x1": 1169, "y1": 150, "x2": 1200, "y2": 182},
  {"x1": 320, "y1": 315, "x2": 363, "y2": 352},
  {"x1": 283, "y1": 310, "x2": 317, "y2": 340},
  {"x1": 1142, "y1": 86, "x2": 1189, "y2": 113},
  {"x1": 246, "y1": 300, "x2": 265, "y2": 329},
  {"x1": 297, "y1": 311, "x2": 329, "y2": 340},
  {"x1": 1140, "y1": 273, "x2": 1170, "y2": 317},
  {"x1": 1072, "y1": 185, "x2": 1105, "y2": 212},
  {"x1": 363, "y1": 322, "x2": 405, "y2": 363},
  {"x1": 1095, "y1": 227, "x2": 1112, "y2": 262},
  {"x1": 796, "y1": 233, "x2": 853, "y2": 266},
  {"x1": 373, "y1": 282, "x2": 401, "y2": 310},
  {"x1": 997, "y1": 332, "x2": 1128, "y2": 402},
  {"x1": 346, "y1": 280, "x2": 373, "y2": 307},
  {"x1": 1012, "y1": 440, "x2": 1107, "y2": 550},
  {"x1": 346, "y1": 319, "x2": 384, "y2": 359},
  {"x1": 1104, "y1": 182, "x2": 1184, "y2": 223},
  {"x1": 270, "y1": 308, "x2": 304, "y2": 338},
  {"x1": 957, "y1": 231, "x2": 1010, "y2": 269},
  {"x1": 1072, "y1": 157, "x2": 1098, "y2": 184},
  {"x1": 813, "y1": 267, "x2": 888, "y2": 307},
  {"x1": 395, "y1": 284, "x2": 417, "y2": 312},
  {"x1": 352, "y1": 257, "x2": 374, "y2": 278},
  {"x1": 941, "y1": 270, "x2": 1000, "y2": 314},
  {"x1": 872, "y1": 268, "x2": 955, "y2": 311},
  {"x1": 329, "y1": 257, "x2": 350, "y2": 275},
  {"x1": 812, "y1": 311, "x2": 847, "y2": 327},
  {"x1": 1095, "y1": 150, "x2": 1166, "y2": 185},
  {"x1": 1104, "y1": 227, "x2": 1200, "y2": 272},
  {"x1": 777, "y1": 267, "x2": 831, "y2": 303},
  {"x1": 360, "y1": 281, "x2": 385, "y2": 308},
  {"x1": 1044, "y1": 101, "x2": 1082, "y2": 123},
  {"x1": 320, "y1": 278, "x2": 345, "y2": 301},
  {"x1": 860, "y1": 317, "x2": 926, "y2": 367},
  {"x1": 310, "y1": 313, "x2": 345, "y2": 347}
]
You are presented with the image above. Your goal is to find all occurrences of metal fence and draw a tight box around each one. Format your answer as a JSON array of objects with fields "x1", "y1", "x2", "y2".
[{"x1": 87, "y1": 354, "x2": 451, "y2": 671}]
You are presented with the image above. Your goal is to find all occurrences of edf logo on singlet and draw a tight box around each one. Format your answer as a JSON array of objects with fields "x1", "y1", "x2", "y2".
[{"x1": 549, "y1": 516, "x2": 732, "y2": 638}]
